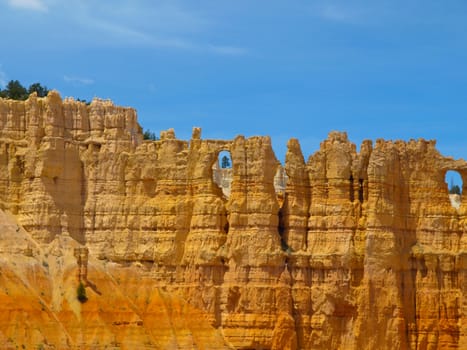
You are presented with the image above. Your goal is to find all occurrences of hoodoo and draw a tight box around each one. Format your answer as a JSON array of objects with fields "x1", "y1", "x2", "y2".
[{"x1": 0, "y1": 92, "x2": 466, "y2": 349}]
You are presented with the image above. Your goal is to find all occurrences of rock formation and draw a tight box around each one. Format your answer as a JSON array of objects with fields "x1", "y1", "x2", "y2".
[{"x1": 0, "y1": 92, "x2": 466, "y2": 349}]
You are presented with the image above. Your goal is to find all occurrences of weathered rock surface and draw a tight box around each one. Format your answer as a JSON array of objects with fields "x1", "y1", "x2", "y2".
[{"x1": 0, "y1": 92, "x2": 466, "y2": 349}]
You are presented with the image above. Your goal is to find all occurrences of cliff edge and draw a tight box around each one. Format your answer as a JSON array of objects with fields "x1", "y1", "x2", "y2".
[{"x1": 0, "y1": 92, "x2": 466, "y2": 349}]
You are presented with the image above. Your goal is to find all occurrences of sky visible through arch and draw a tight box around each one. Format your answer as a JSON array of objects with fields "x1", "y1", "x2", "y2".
[
  {"x1": 1, "y1": 0, "x2": 467, "y2": 185},
  {"x1": 445, "y1": 170, "x2": 463, "y2": 192}
]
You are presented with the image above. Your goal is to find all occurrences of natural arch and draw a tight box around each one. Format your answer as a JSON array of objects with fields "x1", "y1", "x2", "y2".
[
  {"x1": 274, "y1": 165, "x2": 290, "y2": 252},
  {"x1": 212, "y1": 150, "x2": 233, "y2": 198},
  {"x1": 445, "y1": 170, "x2": 463, "y2": 209},
  {"x1": 274, "y1": 165, "x2": 288, "y2": 207}
]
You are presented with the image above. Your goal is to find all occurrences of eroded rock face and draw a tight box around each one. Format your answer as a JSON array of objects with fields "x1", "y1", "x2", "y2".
[{"x1": 0, "y1": 93, "x2": 466, "y2": 349}]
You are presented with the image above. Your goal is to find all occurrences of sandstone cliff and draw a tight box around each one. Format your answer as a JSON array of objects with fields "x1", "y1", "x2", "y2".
[{"x1": 0, "y1": 92, "x2": 466, "y2": 349}]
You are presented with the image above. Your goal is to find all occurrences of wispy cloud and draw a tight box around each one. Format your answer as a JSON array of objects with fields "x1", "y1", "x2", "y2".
[
  {"x1": 3, "y1": 1, "x2": 248, "y2": 56},
  {"x1": 64, "y1": 75, "x2": 94, "y2": 85},
  {"x1": 59, "y1": 1, "x2": 247, "y2": 55},
  {"x1": 7, "y1": 0, "x2": 48, "y2": 12},
  {"x1": 88, "y1": 17, "x2": 195, "y2": 49},
  {"x1": 84, "y1": 16, "x2": 247, "y2": 55},
  {"x1": 319, "y1": 4, "x2": 362, "y2": 23},
  {"x1": 208, "y1": 45, "x2": 248, "y2": 56},
  {"x1": 315, "y1": 2, "x2": 403, "y2": 25},
  {"x1": 148, "y1": 83, "x2": 157, "y2": 93}
]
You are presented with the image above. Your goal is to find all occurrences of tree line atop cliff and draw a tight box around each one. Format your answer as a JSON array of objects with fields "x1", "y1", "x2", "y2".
[
  {"x1": 1, "y1": 79, "x2": 94, "y2": 105},
  {"x1": 1, "y1": 79, "x2": 158, "y2": 140},
  {"x1": 0, "y1": 80, "x2": 49, "y2": 100},
  {"x1": 1, "y1": 79, "x2": 90, "y2": 104}
]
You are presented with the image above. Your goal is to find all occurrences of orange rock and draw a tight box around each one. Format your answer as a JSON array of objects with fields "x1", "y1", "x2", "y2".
[{"x1": 0, "y1": 93, "x2": 466, "y2": 349}]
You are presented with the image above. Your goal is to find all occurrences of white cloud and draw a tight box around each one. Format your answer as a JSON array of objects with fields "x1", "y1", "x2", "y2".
[
  {"x1": 64, "y1": 75, "x2": 94, "y2": 85},
  {"x1": 7, "y1": 0, "x2": 48, "y2": 12}
]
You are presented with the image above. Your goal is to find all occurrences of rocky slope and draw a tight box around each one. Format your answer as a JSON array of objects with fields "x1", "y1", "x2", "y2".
[{"x1": 0, "y1": 92, "x2": 466, "y2": 349}]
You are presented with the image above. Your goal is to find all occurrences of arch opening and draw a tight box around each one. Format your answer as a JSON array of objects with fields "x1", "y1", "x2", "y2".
[
  {"x1": 212, "y1": 150, "x2": 233, "y2": 198},
  {"x1": 274, "y1": 165, "x2": 288, "y2": 207},
  {"x1": 275, "y1": 166, "x2": 290, "y2": 252},
  {"x1": 445, "y1": 170, "x2": 463, "y2": 209}
]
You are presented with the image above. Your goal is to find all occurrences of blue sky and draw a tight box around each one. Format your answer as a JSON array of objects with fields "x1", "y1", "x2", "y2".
[{"x1": 1, "y1": 0, "x2": 467, "y2": 163}]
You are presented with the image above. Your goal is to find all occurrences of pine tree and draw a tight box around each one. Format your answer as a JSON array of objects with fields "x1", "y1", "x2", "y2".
[{"x1": 221, "y1": 155, "x2": 231, "y2": 168}]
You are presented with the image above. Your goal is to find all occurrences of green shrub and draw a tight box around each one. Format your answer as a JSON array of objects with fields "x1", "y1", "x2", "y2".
[
  {"x1": 77, "y1": 282, "x2": 88, "y2": 303},
  {"x1": 143, "y1": 129, "x2": 158, "y2": 140},
  {"x1": 449, "y1": 184, "x2": 461, "y2": 195}
]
